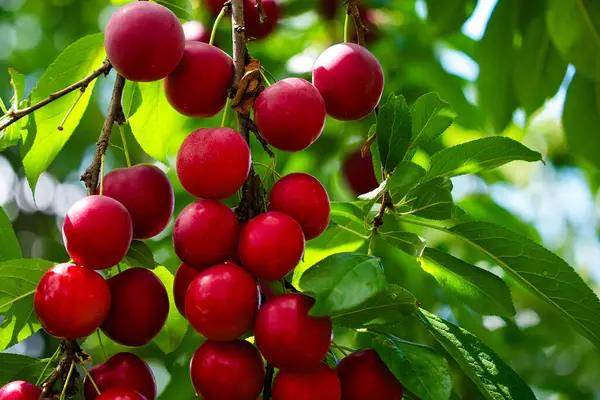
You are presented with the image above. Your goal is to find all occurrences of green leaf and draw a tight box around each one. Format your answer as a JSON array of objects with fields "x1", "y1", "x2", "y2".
[
  {"x1": 425, "y1": 0, "x2": 476, "y2": 35},
  {"x1": 0, "y1": 207, "x2": 21, "y2": 262},
  {"x1": 21, "y1": 33, "x2": 106, "y2": 190},
  {"x1": 152, "y1": 266, "x2": 188, "y2": 354},
  {"x1": 11, "y1": 358, "x2": 55, "y2": 386},
  {"x1": 514, "y1": 15, "x2": 568, "y2": 115},
  {"x1": 110, "y1": 0, "x2": 193, "y2": 20},
  {"x1": 380, "y1": 231, "x2": 425, "y2": 258},
  {"x1": 0, "y1": 259, "x2": 54, "y2": 351},
  {"x1": 425, "y1": 137, "x2": 543, "y2": 181},
  {"x1": 419, "y1": 309, "x2": 536, "y2": 400},
  {"x1": 124, "y1": 241, "x2": 157, "y2": 269},
  {"x1": 387, "y1": 161, "x2": 426, "y2": 205},
  {"x1": 563, "y1": 73, "x2": 600, "y2": 169},
  {"x1": 330, "y1": 201, "x2": 368, "y2": 230},
  {"x1": 377, "y1": 93, "x2": 412, "y2": 171},
  {"x1": 451, "y1": 221, "x2": 600, "y2": 348},
  {"x1": 409, "y1": 92, "x2": 457, "y2": 149},
  {"x1": 405, "y1": 182, "x2": 454, "y2": 220},
  {"x1": 0, "y1": 69, "x2": 26, "y2": 151},
  {"x1": 333, "y1": 284, "x2": 417, "y2": 329},
  {"x1": 373, "y1": 334, "x2": 452, "y2": 400},
  {"x1": 0, "y1": 353, "x2": 42, "y2": 386},
  {"x1": 420, "y1": 247, "x2": 516, "y2": 317},
  {"x1": 546, "y1": 0, "x2": 600, "y2": 82},
  {"x1": 299, "y1": 252, "x2": 387, "y2": 317}
]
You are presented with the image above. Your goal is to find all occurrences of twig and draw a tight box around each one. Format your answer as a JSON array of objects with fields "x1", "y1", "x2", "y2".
[
  {"x1": 255, "y1": 0, "x2": 267, "y2": 23},
  {"x1": 263, "y1": 365, "x2": 274, "y2": 400},
  {"x1": 39, "y1": 340, "x2": 87, "y2": 399},
  {"x1": 344, "y1": 0, "x2": 367, "y2": 46},
  {"x1": 0, "y1": 60, "x2": 112, "y2": 133},
  {"x1": 242, "y1": 116, "x2": 275, "y2": 158}
]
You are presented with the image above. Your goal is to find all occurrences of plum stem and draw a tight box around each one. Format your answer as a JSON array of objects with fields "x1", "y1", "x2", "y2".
[
  {"x1": 57, "y1": 89, "x2": 85, "y2": 131},
  {"x1": 118, "y1": 125, "x2": 132, "y2": 168},
  {"x1": 210, "y1": 5, "x2": 229, "y2": 46},
  {"x1": 59, "y1": 361, "x2": 75, "y2": 400},
  {"x1": 344, "y1": 10, "x2": 350, "y2": 42},
  {"x1": 35, "y1": 347, "x2": 61, "y2": 386},
  {"x1": 259, "y1": 69, "x2": 272, "y2": 87},
  {"x1": 343, "y1": 0, "x2": 367, "y2": 46},
  {"x1": 79, "y1": 357, "x2": 102, "y2": 395}
]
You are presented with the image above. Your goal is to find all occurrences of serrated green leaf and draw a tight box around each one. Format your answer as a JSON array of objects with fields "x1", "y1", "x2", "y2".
[
  {"x1": 451, "y1": 221, "x2": 600, "y2": 348},
  {"x1": 0, "y1": 353, "x2": 43, "y2": 386},
  {"x1": 124, "y1": 241, "x2": 157, "y2": 269},
  {"x1": 299, "y1": 253, "x2": 387, "y2": 317},
  {"x1": 110, "y1": 0, "x2": 192, "y2": 20},
  {"x1": 546, "y1": 0, "x2": 600, "y2": 82},
  {"x1": 424, "y1": 137, "x2": 542, "y2": 181},
  {"x1": 421, "y1": 247, "x2": 516, "y2": 317},
  {"x1": 0, "y1": 207, "x2": 21, "y2": 262},
  {"x1": 419, "y1": 309, "x2": 536, "y2": 400},
  {"x1": 333, "y1": 284, "x2": 416, "y2": 329},
  {"x1": 380, "y1": 231, "x2": 425, "y2": 258},
  {"x1": 387, "y1": 161, "x2": 427, "y2": 205},
  {"x1": 0, "y1": 69, "x2": 26, "y2": 151},
  {"x1": 21, "y1": 33, "x2": 106, "y2": 190},
  {"x1": 377, "y1": 93, "x2": 412, "y2": 172},
  {"x1": 406, "y1": 182, "x2": 454, "y2": 220},
  {"x1": 153, "y1": 266, "x2": 188, "y2": 354},
  {"x1": 373, "y1": 334, "x2": 452, "y2": 400},
  {"x1": 409, "y1": 92, "x2": 457, "y2": 149}
]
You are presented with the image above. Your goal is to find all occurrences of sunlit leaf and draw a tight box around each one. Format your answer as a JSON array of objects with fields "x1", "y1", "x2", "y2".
[
  {"x1": 153, "y1": 266, "x2": 189, "y2": 354},
  {"x1": 0, "y1": 207, "x2": 21, "y2": 262},
  {"x1": 377, "y1": 93, "x2": 412, "y2": 171}
]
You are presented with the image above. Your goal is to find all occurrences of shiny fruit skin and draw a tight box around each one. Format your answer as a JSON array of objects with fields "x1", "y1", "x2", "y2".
[
  {"x1": 254, "y1": 78, "x2": 326, "y2": 152},
  {"x1": 182, "y1": 20, "x2": 210, "y2": 43},
  {"x1": 337, "y1": 349, "x2": 404, "y2": 400},
  {"x1": 186, "y1": 264, "x2": 259, "y2": 341},
  {"x1": 254, "y1": 293, "x2": 332, "y2": 369},
  {"x1": 190, "y1": 340, "x2": 265, "y2": 400},
  {"x1": 202, "y1": 0, "x2": 226, "y2": 15},
  {"x1": 268, "y1": 173, "x2": 330, "y2": 240},
  {"x1": 342, "y1": 149, "x2": 379, "y2": 196},
  {"x1": 105, "y1": 2, "x2": 184, "y2": 82},
  {"x1": 176, "y1": 128, "x2": 251, "y2": 200},
  {"x1": 313, "y1": 43, "x2": 384, "y2": 121},
  {"x1": 173, "y1": 263, "x2": 201, "y2": 317},
  {"x1": 102, "y1": 164, "x2": 174, "y2": 239},
  {"x1": 244, "y1": 0, "x2": 280, "y2": 40},
  {"x1": 101, "y1": 268, "x2": 169, "y2": 347},
  {"x1": 34, "y1": 263, "x2": 110, "y2": 340},
  {"x1": 238, "y1": 212, "x2": 305, "y2": 281},
  {"x1": 173, "y1": 200, "x2": 240, "y2": 269},
  {"x1": 84, "y1": 352, "x2": 156, "y2": 400},
  {"x1": 62, "y1": 195, "x2": 133, "y2": 270},
  {"x1": 0, "y1": 381, "x2": 42, "y2": 400},
  {"x1": 272, "y1": 363, "x2": 341, "y2": 400},
  {"x1": 165, "y1": 42, "x2": 233, "y2": 118},
  {"x1": 96, "y1": 388, "x2": 147, "y2": 400}
]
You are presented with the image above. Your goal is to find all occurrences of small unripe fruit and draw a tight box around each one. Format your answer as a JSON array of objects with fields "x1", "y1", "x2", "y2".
[
  {"x1": 176, "y1": 128, "x2": 251, "y2": 199},
  {"x1": 165, "y1": 42, "x2": 233, "y2": 118},
  {"x1": 101, "y1": 268, "x2": 169, "y2": 347},
  {"x1": 186, "y1": 264, "x2": 259, "y2": 341},
  {"x1": 63, "y1": 195, "x2": 132, "y2": 270},
  {"x1": 313, "y1": 43, "x2": 384, "y2": 120},
  {"x1": 337, "y1": 349, "x2": 404, "y2": 400},
  {"x1": 254, "y1": 293, "x2": 332, "y2": 369},
  {"x1": 238, "y1": 212, "x2": 305, "y2": 280},
  {"x1": 254, "y1": 78, "x2": 326, "y2": 152},
  {"x1": 182, "y1": 20, "x2": 210, "y2": 43},
  {"x1": 190, "y1": 340, "x2": 265, "y2": 400},
  {"x1": 202, "y1": 0, "x2": 226, "y2": 15},
  {"x1": 105, "y1": 2, "x2": 184, "y2": 82},
  {"x1": 34, "y1": 263, "x2": 110, "y2": 340},
  {"x1": 96, "y1": 388, "x2": 147, "y2": 400},
  {"x1": 268, "y1": 173, "x2": 330, "y2": 240},
  {"x1": 342, "y1": 148, "x2": 379, "y2": 196},
  {"x1": 84, "y1": 352, "x2": 156, "y2": 400},
  {"x1": 173, "y1": 200, "x2": 240, "y2": 269},
  {"x1": 244, "y1": 0, "x2": 280, "y2": 40},
  {"x1": 102, "y1": 164, "x2": 174, "y2": 239},
  {"x1": 0, "y1": 381, "x2": 42, "y2": 400},
  {"x1": 272, "y1": 363, "x2": 341, "y2": 400},
  {"x1": 173, "y1": 263, "x2": 201, "y2": 317}
]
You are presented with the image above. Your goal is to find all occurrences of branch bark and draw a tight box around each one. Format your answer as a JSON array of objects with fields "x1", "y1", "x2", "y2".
[
  {"x1": 255, "y1": 0, "x2": 267, "y2": 23},
  {"x1": 345, "y1": 0, "x2": 367, "y2": 46},
  {"x1": 39, "y1": 340, "x2": 86, "y2": 399}
]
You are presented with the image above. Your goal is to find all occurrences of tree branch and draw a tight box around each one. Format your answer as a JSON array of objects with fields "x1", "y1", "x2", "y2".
[
  {"x1": 344, "y1": 0, "x2": 367, "y2": 46},
  {"x1": 0, "y1": 60, "x2": 112, "y2": 133},
  {"x1": 39, "y1": 340, "x2": 87, "y2": 399},
  {"x1": 255, "y1": 0, "x2": 267, "y2": 23}
]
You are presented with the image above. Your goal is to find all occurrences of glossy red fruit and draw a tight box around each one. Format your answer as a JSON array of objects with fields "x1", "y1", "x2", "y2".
[
  {"x1": 63, "y1": 195, "x2": 132, "y2": 270},
  {"x1": 337, "y1": 349, "x2": 404, "y2": 400},
  {"x1": 244, "y1": 0, "x2": 280, "y2": 40},
  {"x1": 101, "y1": 268, "x2": 169, "y2": 347},
  {"x1": 173, "y1": 263, "x2": 201, "y2": 317},
  {"x1": 342, "y1": 148, "x2": 379, "y2": 196},
  {"x1": 268, "y1": 173, "x2": 330, "y2": 240},
  {"x1": 272, "y1": 363, "x2": 341, "y2": 400},
  {"x1": 238, "y1": 212, "x2": 305, "y2": 281},
  {"x1": 202, "y1": 0, "x2": 225, "y2": 15},
  {"x1": 96, "y1": 388, "x2": 147, "y2": 400},
  {"x1": 84, "y1": 353, "x2": 156, "y2": 400},
  {"x1": 176, "y1": 128, "x2": 251, "y2": 199},
  {"x1": 102, "y1": 164, "x2": 174, "y2": 239},
  {"x1": 254, "y1": 293, "x2": 332, "y2": 369},
  {"x1": 190, "y1": 340, "x2": 265, "y2": 400},
  {"x1": 0, "y1": 381, "x2": 42, "y2": 400},
  {"x1": 105, "y1": 2, "x2": 184, "y2": 82},
  {"x1": 165, "y1": 42, "x2": 233, "y2": 118},
  {"x1": 173, "y1": 200, "x2": 240, "y2": 269},
  {"x1": 254, "y1": 78, "x2": 326, "y2": 152},
  {"x1": 183, "y1": 20, "x2": 210, "y2": 43},
  {"x1": 34, "y1": 263, "x2": 110, "y2": 340},
  {"x1": 186, "y1": 264, "x2": 259, "y2": 341},
  {"x1": 313, "y1": 43, "x2": 384, "y2": 120}
]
